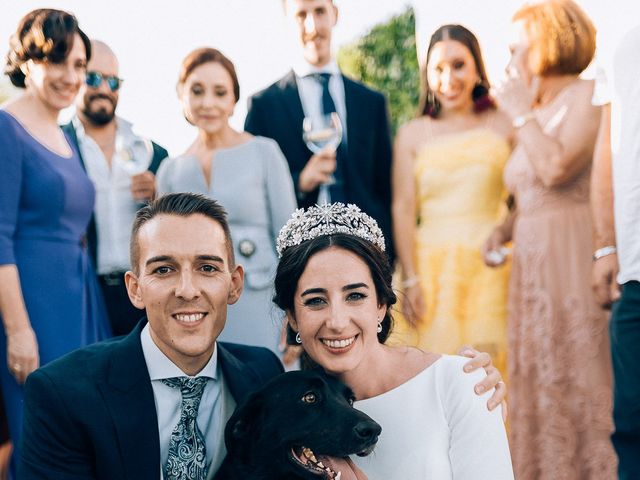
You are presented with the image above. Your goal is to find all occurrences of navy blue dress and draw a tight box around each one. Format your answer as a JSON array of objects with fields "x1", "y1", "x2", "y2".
[{"x1": 0, "y1": 111, "x2": 111, "y2": 466}]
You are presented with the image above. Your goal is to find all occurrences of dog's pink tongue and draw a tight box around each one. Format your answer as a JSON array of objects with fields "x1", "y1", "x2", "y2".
[{"x1": 318, "y1": 456, "x2": 368, "y2": 480}]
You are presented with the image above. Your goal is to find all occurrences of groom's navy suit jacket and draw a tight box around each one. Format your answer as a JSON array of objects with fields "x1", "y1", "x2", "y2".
[
  {"x1": 19, "y1": 321, "x2": 283, "y2": 479},
  {"x1": 245, "y1": 70, "x2": 395, "y2": 261}
]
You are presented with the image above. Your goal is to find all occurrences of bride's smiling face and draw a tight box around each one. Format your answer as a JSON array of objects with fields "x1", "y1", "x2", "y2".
[{"x1": 287, "y1": 247, "x2": 386, "y2": 376}]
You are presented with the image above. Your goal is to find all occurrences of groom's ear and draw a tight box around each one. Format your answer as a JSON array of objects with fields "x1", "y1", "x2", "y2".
[
  {"x1": 227, "y1": 264, "x2": 244, "y2": 305},
  {"x1": 124, "y1": 271, "x2": 145, "y2": 309}
]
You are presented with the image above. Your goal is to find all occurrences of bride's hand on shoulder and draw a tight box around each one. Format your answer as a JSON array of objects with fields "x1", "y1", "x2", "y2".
[{"x1": 458, "y1": 346, "x2": 508, "y2": 422}]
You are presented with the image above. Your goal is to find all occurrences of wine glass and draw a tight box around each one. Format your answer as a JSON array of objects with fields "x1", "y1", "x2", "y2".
[
  {"x1": 115, "y1": 135, "x2": 153, "y2": 176},
  {"x1": 302, "y1": 112, "x2": 343, "y2": 204}
]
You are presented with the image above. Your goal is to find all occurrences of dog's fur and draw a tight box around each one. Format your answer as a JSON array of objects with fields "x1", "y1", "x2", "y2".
[{"x1": 215, "y1": 370, "x2": 381, "y2": 479}]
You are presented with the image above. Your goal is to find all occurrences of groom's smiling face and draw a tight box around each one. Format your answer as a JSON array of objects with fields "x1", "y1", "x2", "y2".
[{"x1": 125, "y1": 213, "x2": 243, "y2": 375}]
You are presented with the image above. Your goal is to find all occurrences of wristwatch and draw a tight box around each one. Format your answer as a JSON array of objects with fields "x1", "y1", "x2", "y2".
[{"x1": 512, "y1": 111, "x2": 536, "y2": 129}]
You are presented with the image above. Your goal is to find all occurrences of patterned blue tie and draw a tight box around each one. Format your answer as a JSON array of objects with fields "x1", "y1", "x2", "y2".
[{"x1": 162, "y1": 377, "x2": 209, "y2": 480}]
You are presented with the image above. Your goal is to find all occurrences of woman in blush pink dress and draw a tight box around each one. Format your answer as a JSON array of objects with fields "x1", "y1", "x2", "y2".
[{"x1": 485, "y1": 1, "x2": 616, "y2": 477}]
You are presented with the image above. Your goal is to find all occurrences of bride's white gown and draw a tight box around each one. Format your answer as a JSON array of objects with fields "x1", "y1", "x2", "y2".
[{"x1": 353, "y1": 355, "x2": 514, "y2": 479}]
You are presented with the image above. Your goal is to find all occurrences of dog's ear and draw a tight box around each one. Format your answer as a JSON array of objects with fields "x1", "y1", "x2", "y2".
[{"x1": 224, "y1": 390, "x2": 265, "y2": 463}]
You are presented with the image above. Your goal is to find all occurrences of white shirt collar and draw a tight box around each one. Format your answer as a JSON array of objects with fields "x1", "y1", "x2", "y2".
[
  {"x1": 140, "y1": 323, "x2": 218, "y2": 381},
  {"x1": 292, "y1": 59, "x2": 341, "y2": 79},
  {"x1": 72, "y1": 115, "x2": 134, "y2": 142}
]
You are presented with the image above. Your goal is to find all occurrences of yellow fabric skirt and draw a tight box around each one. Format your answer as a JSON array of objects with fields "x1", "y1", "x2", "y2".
[{"x1": 391, "y1": 241, "x2": 510, "y2": 377}]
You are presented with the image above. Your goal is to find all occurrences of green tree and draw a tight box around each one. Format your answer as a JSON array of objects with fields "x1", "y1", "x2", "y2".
[{"x1": 338, "y1": 6, "x2": 420, "y2": 136}]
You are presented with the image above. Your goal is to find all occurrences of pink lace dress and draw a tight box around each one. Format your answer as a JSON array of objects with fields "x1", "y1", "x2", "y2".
[{"x1": 504, "y1": 81, "x2": 617, "y2": 479}]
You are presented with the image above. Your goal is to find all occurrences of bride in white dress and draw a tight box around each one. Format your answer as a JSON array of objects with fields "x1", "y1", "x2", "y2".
[{"x1": 273, "y1": 203, "x2": 514, "y2": 479}]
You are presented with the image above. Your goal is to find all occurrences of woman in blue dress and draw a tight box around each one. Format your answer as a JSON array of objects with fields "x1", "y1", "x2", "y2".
[{"x1": 0, "y1": 9, "x2": 111, "y2": 471}]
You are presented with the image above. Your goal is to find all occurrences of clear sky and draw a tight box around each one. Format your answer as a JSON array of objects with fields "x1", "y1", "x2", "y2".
[{"x1": 1, "y1": 1, "x2": 637, "y2": 155}]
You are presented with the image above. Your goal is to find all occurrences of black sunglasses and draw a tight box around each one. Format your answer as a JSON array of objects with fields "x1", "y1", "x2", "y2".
[{"x1": 85, "y1": 71, "x2": 123, "y2": 92}]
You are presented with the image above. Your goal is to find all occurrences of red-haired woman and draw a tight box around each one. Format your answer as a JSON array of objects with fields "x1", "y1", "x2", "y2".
[{"x1": 487, "y1": 1, "x2": 616, "y2": 477}]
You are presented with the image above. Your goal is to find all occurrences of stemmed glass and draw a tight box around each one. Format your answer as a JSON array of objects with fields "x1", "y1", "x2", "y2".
[
  {"x1": 302, "y1": 112, "x2": 343, "y2": 205},
  {"x1": 114, "y1": 135, "x2": 153, "y2": 176}
]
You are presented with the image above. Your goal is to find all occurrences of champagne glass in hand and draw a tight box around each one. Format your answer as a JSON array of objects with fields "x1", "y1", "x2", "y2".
[
  {"x1": 115, "y1": 135, "x2": 153, "y2": 176},
  {"x1": 302, "y1": 112, "x2": 342, "y2": 204}
]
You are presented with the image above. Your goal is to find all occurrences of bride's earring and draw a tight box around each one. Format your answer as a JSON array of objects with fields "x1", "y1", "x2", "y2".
[
  {"x1": 295, "y1": 332, "x2": 302, "y2": 344},
  {"x1": 377, "y1": 317, "x2": 383, "y2": 334}
]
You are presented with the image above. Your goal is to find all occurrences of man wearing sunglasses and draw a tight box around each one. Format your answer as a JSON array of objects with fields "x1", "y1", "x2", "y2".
[{"x1": 62, "y1": 40, "x2": 169, "y2": 337}]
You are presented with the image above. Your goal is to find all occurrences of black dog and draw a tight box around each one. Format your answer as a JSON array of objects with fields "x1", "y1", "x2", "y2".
[{"x1": 215, "y1": 370, "x2": 381, "y2": 479}]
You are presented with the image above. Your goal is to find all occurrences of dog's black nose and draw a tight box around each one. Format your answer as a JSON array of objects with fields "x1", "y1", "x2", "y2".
[{"x1": 354, "y1": 420, "x2": 382, "y2": 441}]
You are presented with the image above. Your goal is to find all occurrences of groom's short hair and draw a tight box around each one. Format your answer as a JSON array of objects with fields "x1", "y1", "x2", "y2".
[{"x1": 129, "y1": 193, "x2": 235, "y2": 273}]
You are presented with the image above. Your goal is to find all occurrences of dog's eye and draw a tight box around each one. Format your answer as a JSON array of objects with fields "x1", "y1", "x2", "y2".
[{"x1": 301, "y1": 392, "x2": 317, "y2": 404}]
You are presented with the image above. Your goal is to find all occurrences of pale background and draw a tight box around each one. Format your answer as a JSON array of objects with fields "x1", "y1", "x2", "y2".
[{"x1": 1, "y1": 0, "x2": 637, "y2": 155}]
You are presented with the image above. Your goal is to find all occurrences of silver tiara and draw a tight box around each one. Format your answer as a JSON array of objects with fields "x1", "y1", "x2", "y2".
[{"x1": 276, "y1": 203, "x2": 386, "y2": 257}]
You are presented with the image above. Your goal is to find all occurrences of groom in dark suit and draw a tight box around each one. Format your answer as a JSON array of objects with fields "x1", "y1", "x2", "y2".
[
  {"x1": 19, "y1": 193, "x2": 283, "y2": 479},
  {"x1": 245, "y1": 0, "x2": 394, "y2": 259}
]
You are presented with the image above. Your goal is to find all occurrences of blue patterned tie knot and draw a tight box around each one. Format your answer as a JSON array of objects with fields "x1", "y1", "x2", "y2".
[{"x1": 162, "y1": 376, "x2": 209, "y2": 480}]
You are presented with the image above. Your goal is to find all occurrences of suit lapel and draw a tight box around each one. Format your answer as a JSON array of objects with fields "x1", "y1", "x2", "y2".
[
  {"x1": 342, "y1": 75, "x2": 362, "y2": 155},
  {"x1": 278, "y1": 70, "x2": 306, "y2": 139},
  {"x1": 217, "y1": 343, "x2": 263, "y2": 403},
  {"x1": 99, "y1": 322, "x2": 161, "y2": 479}
]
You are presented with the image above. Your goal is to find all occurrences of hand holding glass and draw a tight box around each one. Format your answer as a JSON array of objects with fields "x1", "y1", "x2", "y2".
[
  {"x1": 302, "y1": 113, "x2": 342, "y2": 204},
  {"x1": 115, "y1": 135, "x2": 153, "y2": 176}
]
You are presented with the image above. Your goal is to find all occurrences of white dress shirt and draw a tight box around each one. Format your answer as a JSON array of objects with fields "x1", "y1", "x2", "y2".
[
  {"x1": 73, "y1": 116, "x2": 151, "y2": 275},
  {"x1": 140, "y1": 324, "x2": 236, "y2": 478},
  {"x1": 593, "y1": 25, "x2": 640, "y2": 283},
  {"x1": 292, "y1": 59, "x2": 348, "y2": 144}
]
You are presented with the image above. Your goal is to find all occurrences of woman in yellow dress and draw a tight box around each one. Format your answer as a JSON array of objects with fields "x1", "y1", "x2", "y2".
[{"x1": 391, "y1": 24, "x2": 513, "y2": 374}]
